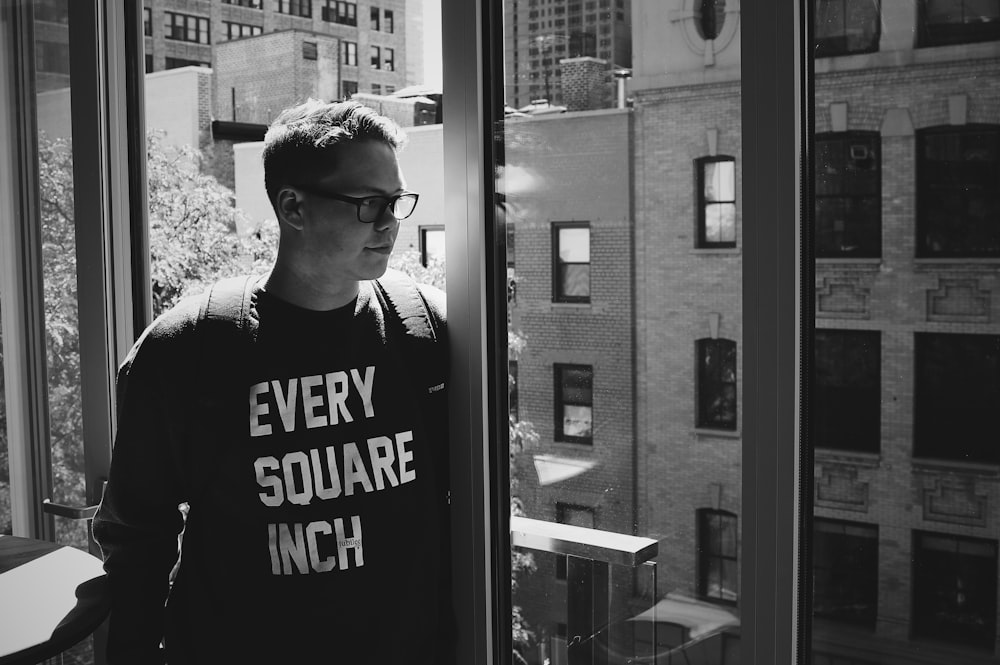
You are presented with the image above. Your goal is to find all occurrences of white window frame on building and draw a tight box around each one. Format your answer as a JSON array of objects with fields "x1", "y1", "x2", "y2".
[
  {"x1": 342, "y1": 40, "x2": 357, "y2": 66},
  {"x1": 696, "y1": 155, "x2": 737, "y2": 248},
  {"x1": 164, "y1": 11, "x2": 210, "y2": 45},
  {"x1": 551, "y1": 222, "x2": 590, "y2": 303}
]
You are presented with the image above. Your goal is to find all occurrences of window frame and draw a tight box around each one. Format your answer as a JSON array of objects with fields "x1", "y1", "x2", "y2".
[
  {"x1": 696, "y1": 337, "x2": 738, "y2": 431},
  {"x1": 164, "y1": 11, "x2": 210, "y2": 45},
  {"x1": 814, "y1": 131, "x2": 882, "y2": 258},
  {"x1": 323, "y1": 0, "x2": 357, "y2": 26},
  {"x1": 419, "y1": 225, "x2": 446, "y2": 267},
  {"x1": 813, "y1": 0, "x2": 881, "y2": 58},
  {"x1": 697, "y1": 508, "x2": 739, "y2": 604},
  {"x1": 278, "y1": 0, "x2": 313, "y2": 19},
  {"x1": 915, "y1": 125, "x2": 1000, "y2": 258},
  {"x1": 812, "y1": 329, "x2": 881, "y2": 453},
  {"x1": 371, "y1": 44, "x2": 381, "y2": 69},
  {"x1": 551, "y1": 221, "x2": 591, "y2": 303},
  {"x1": 918, "y1": 0, "x2": 1000, "y2": 48},
  {"x1": 342, "y1": 40, "x2": 357, "y2": 66},
  {"x1": 696, "y1": 155, "x2": 738, "y2": 249},
  {"x1": 553, "y1": 363, "x2": 594, "y2": 444},
  {"x1": 812, "y1": 518, "x2": 879, "y2": 629}
]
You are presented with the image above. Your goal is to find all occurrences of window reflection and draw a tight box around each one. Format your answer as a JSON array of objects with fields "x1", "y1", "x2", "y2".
[{"x1": 811, "y1": 1, "x2": 1000, "y2": 662}]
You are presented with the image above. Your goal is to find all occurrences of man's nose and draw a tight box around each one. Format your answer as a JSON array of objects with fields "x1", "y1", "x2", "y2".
[{"x1": 372, "y1": 204, "x2": 398, "y2": 231}]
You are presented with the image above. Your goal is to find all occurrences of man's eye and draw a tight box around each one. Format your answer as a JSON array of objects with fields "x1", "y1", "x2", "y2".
[{"x1": 361, "y1": 198, "x2": 383, "y2": 208}]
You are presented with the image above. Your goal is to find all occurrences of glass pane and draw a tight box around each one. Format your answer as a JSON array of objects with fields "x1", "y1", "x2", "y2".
[
  {"x1": 34, "y1": 0, "x2": 88, "y2": 550},
  {"x1": 558, "y1": 227, "x2": 590, "y2": 262},
  {"x1": 809, "y1": 4, "x2": 1000, "y2": 663},
  {"x1": 501, "y1": 1, "x2": 743, "y2": 662}
]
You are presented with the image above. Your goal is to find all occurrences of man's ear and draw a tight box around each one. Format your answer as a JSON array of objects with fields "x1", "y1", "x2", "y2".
[{"x1": 276, "y1": 187, "x2": 305, "y2": 231}]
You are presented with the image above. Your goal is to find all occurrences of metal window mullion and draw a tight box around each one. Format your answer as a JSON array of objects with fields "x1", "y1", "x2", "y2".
[
  {"x1": 0, "y1": 3, "x2": 55, "y2": 541},
  {"x1": 740, "y1": 0, "x2": 805, "y2": 663},
  {"x1": 443, "y1": 0, "x2": 504, "y2": 662},
  {"x1": 66, "y1": 0, "x2": 119, "y2": 535}
]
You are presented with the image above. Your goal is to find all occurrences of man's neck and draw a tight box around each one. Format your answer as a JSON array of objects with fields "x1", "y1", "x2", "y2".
[{"x1": 264, "y1": 260, "x2": 360, "y2": 311}]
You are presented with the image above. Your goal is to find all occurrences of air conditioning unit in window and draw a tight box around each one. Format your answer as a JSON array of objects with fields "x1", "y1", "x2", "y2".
[{"x1": 850, "y1": 144, "x2": 870, "y2": 161}]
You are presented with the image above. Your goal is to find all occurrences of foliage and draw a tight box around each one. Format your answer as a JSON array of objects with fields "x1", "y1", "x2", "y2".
[{"x1": 0, "y1": 132, "x2": 276, "y2": 542}]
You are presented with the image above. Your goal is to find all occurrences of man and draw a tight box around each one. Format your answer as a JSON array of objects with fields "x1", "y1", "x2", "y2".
[{"x1": 93, "y1": 100, "x2": 451, "y2": 664}]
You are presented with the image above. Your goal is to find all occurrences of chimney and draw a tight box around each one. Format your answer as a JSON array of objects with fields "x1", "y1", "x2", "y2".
[{"x1": 560, "y1": 56, "x2": 611, "y2": 112}]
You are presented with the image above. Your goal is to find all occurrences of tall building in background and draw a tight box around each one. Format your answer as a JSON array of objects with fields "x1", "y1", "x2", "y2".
[
  {"x1": 141, "y1": 0, "x2": 409, "y2": 97},
  {"x1": 503, "y1": 0, "x2": 632, "y2": 110}
]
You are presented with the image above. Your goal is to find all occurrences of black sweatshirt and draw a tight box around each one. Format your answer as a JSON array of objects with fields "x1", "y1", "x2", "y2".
[{"x1": 93, "y1": 281, "x2": 450, "y2": 664}]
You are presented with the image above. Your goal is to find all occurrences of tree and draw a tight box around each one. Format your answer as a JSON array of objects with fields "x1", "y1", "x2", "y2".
[{"x1": 0, "y1": 132, "x2": 277, "y2": 542}]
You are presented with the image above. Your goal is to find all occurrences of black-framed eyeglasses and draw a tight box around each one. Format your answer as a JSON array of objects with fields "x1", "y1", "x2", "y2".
[{"x1": 293, "y1": 184, "x2": 420, "y2": 223}]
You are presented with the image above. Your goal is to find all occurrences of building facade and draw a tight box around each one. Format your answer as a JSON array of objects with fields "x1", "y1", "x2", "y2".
[{"x1": 503, "y1": 0, "x2": 632, "y2": 110}]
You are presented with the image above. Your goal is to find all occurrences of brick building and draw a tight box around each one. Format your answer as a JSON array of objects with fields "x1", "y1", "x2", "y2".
[
  {"x1": 629, "y1": 1, "x2": 1000, "y2": 664},
  {"x1": 503, "y1": 0, "x2": 632, "y2": 110},
  {"x1": 141, "y1": 0, "x2": 408, "y2": 99}
]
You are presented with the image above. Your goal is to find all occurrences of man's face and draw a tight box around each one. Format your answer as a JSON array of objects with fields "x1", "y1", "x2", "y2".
[{"x1": 294, "y1": 139, "x2": 406, "y2": 284}]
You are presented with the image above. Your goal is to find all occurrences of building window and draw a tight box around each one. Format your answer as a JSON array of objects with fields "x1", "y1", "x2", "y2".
[
  {"x1": 813, "y1": 330, "x2": 880, "y2": 453},
  {"x1": 145, "y1": 53, "x2": 154, "y2": 73},
  {"x1": 35, "y1": 41, "x2": 71, "y2": 75},
  {"x1": 223, "y1": 0, "x2": 263, "y2": 7},
  {"x1": 815, "y1": 132, "x2": 881, "y2": 257},
  {"x1": 698, "y1": 0, "x2": 727, "y2": 40},
  {"x1": 918, "y1": 0, "x2": 1000, "y2": 47},
  {"x1": 554, "y1": 364, "x2": 593, "y2": 443},
  {"x1": 813, "y1": 519, "x2": 878, "y2": 628},
  {"x1": 341, "y1": 79, "x2": 358, "y2": 98},
  {"x1": 509, "y1": 360, "x2": 519, "y2": 421},
  {"x1": 371, "y1": 83, "x2": 382, "y2": 95},
  {"x1": 143, "y1": 7, "x2": 152, "y2": 36},
  {"x1": 278, "y1": 0, "x2": 312, "y2": 18},
  {"x1": 696, "y1": 156, "x2": 737, "y2": 248},
  {"x1": 555, "y1": 504, "x2": 595, "y2": 579},
  {"x1": 302, "y1": 41, "x2": 318, "y2": 60},
  {"x1": 915, "y1": 333, "x2": 1000, "y2": 464},
  {"x1": 323, "y1": 1, "x2": 357, "y2": 25},
  {"x1": 420, "y1": 226, "x2": 445, "y2": 267},
  {"x1": 371, "y1": 5, "x2": 380, "y2": 30},
  {"x1": 569, "y1": 30, "x2": 597, "y2": 57},
  {"x1": 384, "y1": 84, "x2": 395, "y2": 94},
  {"x1": 383, "y1": 47, "x2": 395, "y2": 71},
  {"x1": 384, "y1": 9, "x2": 394, "y2": 33},
  {"x1": 696, "y1": 338, "x2": 737, "y2": 431},
  {"x1": 552, "y1": 223, "x2": 590, "y2": 303},
  {"x1": 342, "y1": 41, "x2": 357, "y2": 66},
  {"x1": 913, "y1": 532, "x2": 998, "y2": 650},
  {"x1": 164, "y1": 57, "x2": 210, "y2": 69},
  {"x1": 917, "y1": 126, "x2": 1000, "y2": 258},
  {"x1": 223, "y1": 21, "x2": 263, "y2": 40},
  {"x1": 371, "y1": 45, "x2": 381, "y2": 69},
  {"x1": 34, "y1": 0, "x2": 70, "y2": 23},
  {"x1": 814, "y1": 0, "x2": 881, "y2": 57},
  {"x1": 165, "y1": 12, "x2": 210, "y2": 45},
  {"x1": 697, "y1": 509, "x2": 738, "y2": 603}
]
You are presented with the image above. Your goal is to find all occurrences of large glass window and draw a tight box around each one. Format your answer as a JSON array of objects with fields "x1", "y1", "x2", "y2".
[
  {"x1": 809, "y1": 4, "x2": 1000, "y2": 664},
  {"x1": 915, "y1": 333, "x2": 1000, "y2": 464},
  {"x1": 814, "y1": 0, "x2": 881, "y2": 57},
  {"x1": 278, "y1": 0, "x2": 312, "y2": 18},
  {"x1": 919, "y1": 0, "x2": 1000, "y2": 47},
  {"x1": 913, "y1": 532, "x2": 998, "y2": 650},
  {"x1": 324, "y1": 1, "x2": 357, "y2": 25},
  {"x1": 813, "y1": 329, "x2": 880, "y2": 453},
  {"x1": 697, "y1": 156, "x2": 737, "y2": 248},
  {"x1": 697, "y1": 509, "x2": 738, "y2": 603},
  {"x1": 552, "y1": 223, "x2": 590, "y2": 303},
  {"x1": 815, "y1": 132, "x2": 881, "y2": 258},
  {"x1": 917, "y1": 126, "x2": 1000, "y2": 258},
  {"x1": 813, "y1": 519, "x2": 878, "y2": 628},
  {"x1": 697, "y1": 338, "x2": 737, "y2": 430},
  {"x1": 554, "y1": 364, "x2": 593, "y2": 444},
  {"x1": 165, "y1": 12, "x2": 210, "y2": 45}
]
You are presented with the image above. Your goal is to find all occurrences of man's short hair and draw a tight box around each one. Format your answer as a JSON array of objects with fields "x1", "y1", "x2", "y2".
[{"x1": 262, "y1": 99, "x2": 407, "y2": 210}]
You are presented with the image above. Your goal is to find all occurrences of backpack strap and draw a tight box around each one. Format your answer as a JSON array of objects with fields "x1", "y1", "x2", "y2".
[{"x1": 373, "y1": 268, "x2": 447, "y2": 397}]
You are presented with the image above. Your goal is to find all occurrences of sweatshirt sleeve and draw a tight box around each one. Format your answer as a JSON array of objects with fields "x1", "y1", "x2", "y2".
[{"x1": 92, "y1": 316, "x2": 192, "y2": 664}]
